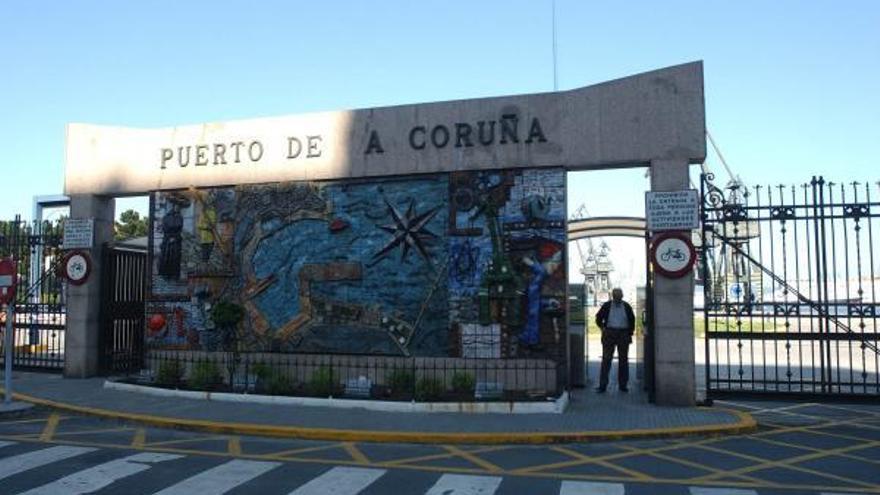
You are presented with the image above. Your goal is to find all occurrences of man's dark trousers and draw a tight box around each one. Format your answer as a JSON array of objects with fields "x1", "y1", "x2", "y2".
[{"x1": 599, "y1": 328, "x2": 630, "y2": 390}]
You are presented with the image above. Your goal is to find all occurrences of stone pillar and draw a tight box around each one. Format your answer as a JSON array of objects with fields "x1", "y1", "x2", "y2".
[
  {"x1": 64, "y1": 195, "x2": 114, "y2": 378},
  {"x1": 649, "y1": 159, "x2": 696, "y2": 406}
]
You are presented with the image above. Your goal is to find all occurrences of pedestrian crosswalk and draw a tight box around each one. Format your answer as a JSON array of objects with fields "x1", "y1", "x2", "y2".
[
  {"x1": 288, "y1": 467, "x2": 384, "y2": 495},
  {"x1": 153, "y1": 459, "x2": 281, "y2": 495},
  {"x1": 0, "y1": 441, "x2": 860, "y2": 495},
  {"x1": 0, "y1": 445, "x2": 96, "y2": 481},
  {"x1": 424, "y1": 474, "x2": 502, "y2": 495},
  {"x1": 20, "y1": 453, "x2": 182, "y2": 495}
]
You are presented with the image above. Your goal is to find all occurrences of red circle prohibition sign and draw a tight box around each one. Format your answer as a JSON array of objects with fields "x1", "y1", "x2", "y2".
[
  {"x1": 650, "y1": 231, "x2": 696, "y2": 279},
  {"x1": 63, "y1": 251, "x2": 92, "y2": 286}
]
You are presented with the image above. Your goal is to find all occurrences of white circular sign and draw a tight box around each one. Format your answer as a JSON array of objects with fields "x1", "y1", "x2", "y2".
[
  {"x1": 652, "y1": 233, "x2": 696, "y2": 278},
  {"x1": 65, "y1": 252, "x2": 91, "y2": 285}
]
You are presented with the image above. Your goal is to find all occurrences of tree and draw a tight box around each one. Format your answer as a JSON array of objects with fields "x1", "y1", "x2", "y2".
[{"x1": 115, "y1": 209, "x2": 148, "y2": 240}]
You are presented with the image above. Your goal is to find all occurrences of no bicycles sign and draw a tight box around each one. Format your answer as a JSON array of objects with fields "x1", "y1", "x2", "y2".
[{"x1": 651, "y1": 232, "x2": 696, "y2": 278}]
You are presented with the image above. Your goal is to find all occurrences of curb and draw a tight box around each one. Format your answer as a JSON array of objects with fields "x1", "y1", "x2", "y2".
[
  {"x1": 8, "y1": 390, "x2": 757, "y2": 444},
  {"x1": 103, "y1": 380, "x2": 570, "y2": 414}
]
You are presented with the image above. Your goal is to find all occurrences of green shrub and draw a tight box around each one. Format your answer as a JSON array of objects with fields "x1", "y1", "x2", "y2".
[
  {"x1": 188, "y1": 360, "x2": 223, "y2": 390},
  {"x1": 451, "y1": 371, "x2": 476, "y2": 394},
  {"x1": 251, "y1": 362, "x2": 272, "y2": 381},
  {"x1": 249, "y1": 363, "x2": 293, "y2": 395},
  {"x1": 415, "y1": 377, "x2": 445, "y2": 401},
  {"x1": 155, "y1": 359, "x2": 184, "y2": 387},
  {"x1": 386, "y1": 368, "x2": 415, "y2": 394},
  {"x1": 266, "y1": 371, "x2": 294, "y2": 396},
  {"x1": 308, "y1": 366, "x2": 337, "y2": 397}
]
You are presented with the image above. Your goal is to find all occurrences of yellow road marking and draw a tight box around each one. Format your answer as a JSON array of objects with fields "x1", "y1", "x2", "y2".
[
  {"x1": 228, "y1": 437, "x2": 242, "y2": 455},
  {"x1": 131, "y1": 428, "x2": 146, "y2": 449},
  {"x1": 3, "y1": 433, "x2": 880, "y2": 494},
  {"x1": 752, "y1": 433, "x2": 866, "y2": 454},
  {"x1": 849, "y1": 420, "x2": 880, "y2": 433},
  {"x1": 53, "y1": 427, "x2": 134, "y2": 437},
  {"x1": 38, "y1": 413, "x2": 59, "y2": 442},
  {"x1": 549, "y1": 445, "x2": 652, "y2": 481},
  {"x1": 735, "y1": 431, "x2": 880, "y2": 467},
  {"x1": 717, "y1": 401, "x2": 857, "y2": 426},
  {"x1": 749, "y1": 415, "x2": 875, "y2": 439},
  {"x1": 694, "y1": 436, "x2": 880, "y2": 488},
  {"x1": 620, "y1": 445, "x2": 756, "y2": 482},
  {"x1": 342, "y1": 442, "x2": 369, "y2": 464},
  {"x1": 0, "y1": 416, "x2": 68, "y2": 425},
  {"x1": 748, "y1": 402, "x2": 817, "y2": 415},
  {"x1": 512, "y1": 445, "x2": 632, "y2": 475},
  {"x1": 381, "y1": 445, "x2": 507, "y2": 467},
  {"x1": 695, "y1": 442, "x2": 774, "y2": 464},
  {"x1": 146, "y1": 435, "x2": 229, "y2": 447},
  {"x1": 788, "y1": 422, "x2": 880, "y2": 444},
  {"x1": 268, "y1": 442, "x2": 347, "y2": 458},
  {"x1": 443, "y1": 445, "x2": 502, "y2": 473},
  {"x1": 815, "y1": 403, "x2": 880, "y2": 418}
]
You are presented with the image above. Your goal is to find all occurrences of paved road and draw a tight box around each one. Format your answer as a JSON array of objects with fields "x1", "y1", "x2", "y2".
[{"x1": 0, "y1": 400, "x2": 877, "y2": 494}]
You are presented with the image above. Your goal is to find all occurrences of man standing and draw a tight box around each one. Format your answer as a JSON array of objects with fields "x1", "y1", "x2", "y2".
[{"x1": 594, "y1": 288, "x2": 635, "y2": 393}]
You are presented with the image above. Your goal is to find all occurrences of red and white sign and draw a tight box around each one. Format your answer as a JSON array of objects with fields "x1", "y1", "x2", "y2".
[
  {"x1": 651, "y1": 232, "x2": 696, "y2": 278},
  {"x1": 0, "y1": 258, "x2": 16, "y2": 305},
  {"x1": 63, "y1": 251, "x2": 92, "y2": 286}
]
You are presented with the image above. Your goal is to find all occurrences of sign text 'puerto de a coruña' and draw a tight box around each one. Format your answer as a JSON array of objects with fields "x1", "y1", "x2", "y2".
[{"x1": 159, "y1": 115, "x2": 547, "y2": 170}]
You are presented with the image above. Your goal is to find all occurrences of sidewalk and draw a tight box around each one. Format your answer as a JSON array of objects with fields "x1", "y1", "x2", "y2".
[{"x1": 2, "y1": 370, "x2": 754, "y2": 444}]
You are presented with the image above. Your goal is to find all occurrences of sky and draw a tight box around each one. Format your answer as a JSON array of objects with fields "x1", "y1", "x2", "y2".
[{"x1": 2, "y1": 1, "x2": 878, "y2": 286}]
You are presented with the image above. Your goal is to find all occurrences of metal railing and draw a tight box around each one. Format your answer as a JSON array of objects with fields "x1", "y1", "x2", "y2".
[
  {"x1": 0, "y1": 216, "x2": 66, "y2": 370},
  {"x1": 700, "y1": 174, "x2": 879, "y2": 398},
  {"x1": 137, "y1": 348, "x2": 564, "y2": 402}
]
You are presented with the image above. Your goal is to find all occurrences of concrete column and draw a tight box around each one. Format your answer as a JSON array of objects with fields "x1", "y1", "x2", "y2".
[
  {"x1": 649, "y1": 159, "x2": 696, "y2": 406},
  {"x1": 64, "y1": 195, "x2": 114, "y2": 378}
]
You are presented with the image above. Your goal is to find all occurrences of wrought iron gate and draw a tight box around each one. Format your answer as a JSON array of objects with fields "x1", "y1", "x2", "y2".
[
  {"x1": 700, "y1": 174, "x2": 879, "y2": 398},
  {"x1": 100, "y1": 244, "x2": 148, "y2": 374},
  {"x1": 0, "y1": 216, "x2": 66, "y2": 370}
]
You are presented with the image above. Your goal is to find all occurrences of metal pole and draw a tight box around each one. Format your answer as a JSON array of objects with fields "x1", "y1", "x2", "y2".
[
  {"x1": 4, "y1": 301, "x2": 13, "y2": 404},
  {"x1": 551, "y1": 0, "x2": 558, "y2": 91}
]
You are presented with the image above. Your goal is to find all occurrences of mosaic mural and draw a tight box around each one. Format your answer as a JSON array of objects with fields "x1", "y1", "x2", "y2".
[{"x1": 147, "y1": 168, "x2": 566, "y2": 358}]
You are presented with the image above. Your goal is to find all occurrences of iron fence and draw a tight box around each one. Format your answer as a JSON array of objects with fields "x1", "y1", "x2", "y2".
[
  {"x1": 100, "y1": 246, "x2": 148, "y2": 374},
  {"x1": 0, "y1": 216, "x2": 66, "y2": 370},
  {"x1": 700, "y1": 174, "x2": 879, "y2": 398},
  {"x1": 135, "y1": 348, "x2": 564, "y2": 402}
]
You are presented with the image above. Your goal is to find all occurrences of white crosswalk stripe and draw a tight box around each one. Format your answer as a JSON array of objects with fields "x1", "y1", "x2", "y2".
[
  {"x1": 20, "y1": 452, "x2": 181, "y2": 495},
  {"x1": 560, "y1": 480, "x2": 625, "y2": 495},
  {"x1": 0, "y1": 445, "x2": 96, "y2": 481},
  {"x1": 288, "y1": 466, "x2": 386, "y2": 495},
  {"x1": 153, "y1": 459, "x2": 281, "y2": 495},
  {"x1": 0, "y1": 445, "x2": 852, "y2": 495},
  {"x1": 424, "y1": 473, "x2": 503, "y2": 495},
  {"x1": 689, "y1": 488, "x2": 758, "y2": 495}
]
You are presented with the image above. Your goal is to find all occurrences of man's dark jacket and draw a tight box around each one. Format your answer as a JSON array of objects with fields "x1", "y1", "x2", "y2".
[{"x1": 595, "y1": 300, "x2": 636, "y2": 334}]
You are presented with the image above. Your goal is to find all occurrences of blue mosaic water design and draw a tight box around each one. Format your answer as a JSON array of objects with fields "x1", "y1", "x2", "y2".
[{"x1": 250, "y1": 177, "x2": 450, "y2": 354}]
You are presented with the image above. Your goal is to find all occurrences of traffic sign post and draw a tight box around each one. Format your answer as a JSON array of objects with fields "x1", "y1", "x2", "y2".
[{"x1": 0, "y1": 258, "x2": 17, "y2": 405}]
